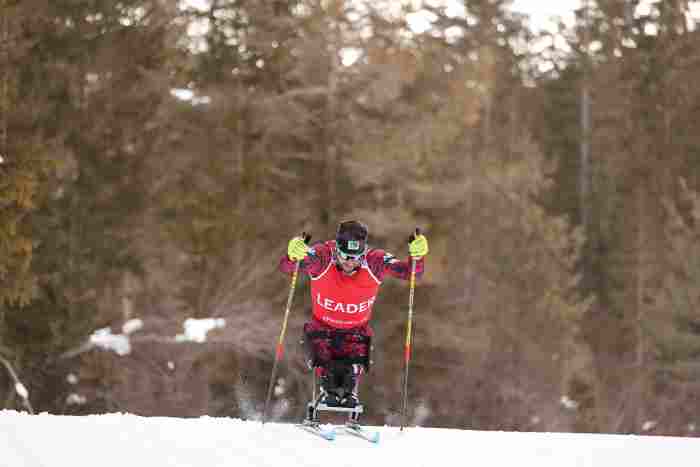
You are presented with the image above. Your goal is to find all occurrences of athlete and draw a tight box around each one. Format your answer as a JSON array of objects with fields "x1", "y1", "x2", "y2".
[{"x1": 279, "y1": 220, "x2": 428, "y2": 408}]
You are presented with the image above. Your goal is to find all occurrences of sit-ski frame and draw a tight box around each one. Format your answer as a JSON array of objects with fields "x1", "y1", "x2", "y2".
[{"x1": 306, "y1": 370, "x2": 363, "y2": 425}]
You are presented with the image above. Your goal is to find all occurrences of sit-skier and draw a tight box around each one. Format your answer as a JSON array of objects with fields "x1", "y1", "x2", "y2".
[{"x1": 279, "y1": 220, "x2": 428, "y2": 413}]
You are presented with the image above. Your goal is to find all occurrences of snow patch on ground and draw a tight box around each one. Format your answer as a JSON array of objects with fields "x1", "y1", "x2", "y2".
[{"x1": 175, "y1": 318, "x2": 226, "y2": 343}]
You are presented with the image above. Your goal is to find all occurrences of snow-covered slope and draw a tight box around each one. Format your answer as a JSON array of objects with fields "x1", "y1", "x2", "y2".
[{"x1": 0, "y1": 410, "x2": 697, "y2": 467}]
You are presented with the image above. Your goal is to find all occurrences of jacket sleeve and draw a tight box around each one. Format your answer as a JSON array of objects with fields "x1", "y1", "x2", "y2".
[
  {"x1": 366, "y1": 249, "x2": 425, "y2": 281},
  {"x1": 279, "y1": 241, "x2": 332, "y2": 277}
]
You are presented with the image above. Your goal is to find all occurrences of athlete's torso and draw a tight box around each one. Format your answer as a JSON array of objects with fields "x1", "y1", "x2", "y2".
[{"x1": 310, "y1": 249, "x2": 381, "y2": 329}]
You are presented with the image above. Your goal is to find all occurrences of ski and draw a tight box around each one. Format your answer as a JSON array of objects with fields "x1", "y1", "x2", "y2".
[
  {"x1": 342, "y1": 423, "x2": 380, "y2": 443},
  {"x1": 296, "y1": 421, "x2": 336, "y2": 441}
]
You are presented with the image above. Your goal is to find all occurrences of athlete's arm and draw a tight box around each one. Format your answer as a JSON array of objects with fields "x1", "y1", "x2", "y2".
[
  {"x1": 279, "y1": 241, "x2": 333, "y2": 277},
  {"x1": 366, "y1": 249, "x2": 424, "y2": 281}
]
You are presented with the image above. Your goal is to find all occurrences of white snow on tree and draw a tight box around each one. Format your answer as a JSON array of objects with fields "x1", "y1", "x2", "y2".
[
  {"x1": 122, "y1": 319, "x2": 144, "y2": 335},
  {"x1": 90, "y1": 328, "x2": 131, "y2": 356}
]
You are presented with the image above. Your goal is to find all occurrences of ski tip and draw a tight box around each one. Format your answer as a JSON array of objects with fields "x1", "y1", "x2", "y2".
[
  {"x1": 321, "y1": 424, "x2": 336, "y2": 439},
  {"x1": 297, "y1": 423, "x2": 336, "y2": 441}
]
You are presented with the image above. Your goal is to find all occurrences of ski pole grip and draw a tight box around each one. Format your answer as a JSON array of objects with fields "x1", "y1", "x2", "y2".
[
  {"x1": 302, "y1": 232, "x2": 312, "y2": 245},
  {"x1": 408, "y1": 227, "x2": 421, "y2": 244}
]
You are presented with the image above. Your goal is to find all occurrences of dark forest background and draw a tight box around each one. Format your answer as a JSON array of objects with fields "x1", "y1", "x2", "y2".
[{"x1": 2, "y1": 0, "x2": 700, "y2": 436}]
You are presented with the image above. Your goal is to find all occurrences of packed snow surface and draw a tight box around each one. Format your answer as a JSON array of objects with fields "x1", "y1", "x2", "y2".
[{"x1": 0, "y1": 410, "x2": 698, "y2": 467}]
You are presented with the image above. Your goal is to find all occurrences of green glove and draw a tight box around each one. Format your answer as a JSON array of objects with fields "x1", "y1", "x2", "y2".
[
  {"x1": 287, "y1": 236, "x2": 309, "y2": 261},
  {"x1": 409, "y1": 233, "x2": 429, "y2": 258}
]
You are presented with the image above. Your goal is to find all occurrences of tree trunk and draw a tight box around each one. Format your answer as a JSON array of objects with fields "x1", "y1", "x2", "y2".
[
  {"x1": 634, "y1": 181, "x2": 648, "y2": 431},
  {"x1": 1, "y1": 0, "x2": 7, "y2": 160},
  {"x1": 580, "y1": 0, "x2": 594, "y2": 293},
  {"x1": 324, "y1": 3, "x2": 342, "y2": 225}
]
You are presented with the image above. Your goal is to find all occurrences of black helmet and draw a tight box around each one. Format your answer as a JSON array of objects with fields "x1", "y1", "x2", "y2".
[{"x1": 336, "y1": 220, "x2": 368, "y2": 259}]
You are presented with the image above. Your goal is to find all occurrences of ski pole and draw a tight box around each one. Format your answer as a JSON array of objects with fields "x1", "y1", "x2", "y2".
[
  {"x1": 401, "y1": 229, "x2": 419, "y2": 431},
  {"x1": 263, "y1": 233, "x2": 309, "y2": 425}
]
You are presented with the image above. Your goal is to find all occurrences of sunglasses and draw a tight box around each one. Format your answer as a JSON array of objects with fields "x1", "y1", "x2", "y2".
[{"x1": 337, "y1": 249, "x2": 365, "y2": 262}]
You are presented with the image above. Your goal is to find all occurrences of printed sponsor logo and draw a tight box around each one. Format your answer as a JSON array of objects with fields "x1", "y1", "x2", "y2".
[{"x1": 321, "y1": 316, "x2": 369, "y2": 326}]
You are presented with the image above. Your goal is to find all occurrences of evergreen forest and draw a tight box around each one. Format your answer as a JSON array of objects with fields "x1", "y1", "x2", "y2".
[{"x1": 2, "y1": 0, "x2": 700, "y2": 436}]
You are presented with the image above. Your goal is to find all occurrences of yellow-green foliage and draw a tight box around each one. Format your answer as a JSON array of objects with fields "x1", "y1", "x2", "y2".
[{"x1": 0, "y1": 159, "x2": 42, "y2": 307}]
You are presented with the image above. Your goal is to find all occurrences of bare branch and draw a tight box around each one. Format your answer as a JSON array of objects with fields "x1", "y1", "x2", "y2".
[{"x1": 0, "y1": 356, "x2": 33, "y2": 414}]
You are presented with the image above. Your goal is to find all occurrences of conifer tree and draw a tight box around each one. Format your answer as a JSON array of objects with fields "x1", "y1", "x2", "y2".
[
  {"x1": 649, "y1": 181, "x2": 700, "y2": 433},
  {"x1": 1, "y1": 0, "x2": 177, "y2": 411},
  {"x1": 532, "y1": 0, "x2": 700, "y2": 432},
  {"x1": 0, "y1": 1, "x2": 52, "y2": 309},
  {"x1": 337, "y1": 1, "x2": 591, "y2": 429}
]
